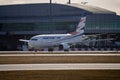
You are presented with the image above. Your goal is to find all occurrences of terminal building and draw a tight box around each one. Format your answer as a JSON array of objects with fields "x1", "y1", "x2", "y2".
[{"x1": 0, "y1": 3, "x2": 120, "y2": 50}]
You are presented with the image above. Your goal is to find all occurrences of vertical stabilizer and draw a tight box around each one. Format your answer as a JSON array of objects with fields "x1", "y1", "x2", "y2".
[{"x1": 71, "y1": 15, "x2": 86, "y2": 35}]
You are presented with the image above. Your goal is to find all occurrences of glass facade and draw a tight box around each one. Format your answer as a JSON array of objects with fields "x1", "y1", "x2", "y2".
[
  {"x1": 0, "y1": 15, "x2": 120, "y2": 33},
  {"x1": 0, "y1": 15, "x2": 120, "y2": 50},
  {"x1": 84, "y1": 15, "x2": 120, "y2": 34},
  {"x1": 0, "y1": 21, "x2": 120, "y2": 34},
  {"x1": 86, "y1": 22, "x2": 120, "y2": 30},
  {"x1": 0, "y1": 22, "x2": 77, "y2": 33}
]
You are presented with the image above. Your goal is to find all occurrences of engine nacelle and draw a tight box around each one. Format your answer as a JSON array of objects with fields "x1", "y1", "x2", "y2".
[{"x1": 59, "y1": 43, "x2": 70, "y2": 50}]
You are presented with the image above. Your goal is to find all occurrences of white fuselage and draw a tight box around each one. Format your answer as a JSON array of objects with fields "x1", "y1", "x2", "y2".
[
  {"x1": 20, "y1": 16, "x2": 87, "y2": 50},
  {"x1": 28, "y1": 33, "x2": 84, "y2": 49}
]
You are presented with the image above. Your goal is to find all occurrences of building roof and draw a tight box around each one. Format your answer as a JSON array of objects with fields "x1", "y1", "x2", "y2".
[
  {"x1": 70, "y1": 4, "x2": 116, "y2": 14},
  {"x1": 0, "y1": 3, "x2": 116, "y2": 16},
  {"x1": 0, "y1": 3, "x2": 116, "y2": 23}
]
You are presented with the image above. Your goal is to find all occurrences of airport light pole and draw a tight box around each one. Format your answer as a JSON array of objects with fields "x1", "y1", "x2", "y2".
[
  {"x1": 50, "y1": 0, "x2": 52, "y2": 4},
  {"x1": 68, "y1": 0, "x2": 71, "y2": 4},
  {"x1": 49, "y1": 0, "x2": 52, "y2": 15},
  {"x1": 49, "y1": 0, "x2": 53, "y2": 33}
]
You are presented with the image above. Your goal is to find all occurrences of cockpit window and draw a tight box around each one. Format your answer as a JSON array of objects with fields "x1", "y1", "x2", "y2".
[{"x1": 31, "y1": 38, "x2": 38, "y2": 41}]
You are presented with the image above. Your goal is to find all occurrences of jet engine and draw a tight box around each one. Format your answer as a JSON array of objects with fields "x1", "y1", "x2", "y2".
[{"x1": 59, "y1": 43, "x2": 70, "y2": 51}]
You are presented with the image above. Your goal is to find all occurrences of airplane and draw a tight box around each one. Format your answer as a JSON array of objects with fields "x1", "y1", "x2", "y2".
[{"x1": 19, "y1": 15, "x2": 113, "y2": 51}]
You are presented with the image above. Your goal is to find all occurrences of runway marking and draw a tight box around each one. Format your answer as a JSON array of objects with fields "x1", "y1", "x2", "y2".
[
  {"x1": 0, "y1": 54, "x2": 120, "y2": 56},
  {"x1": 0, "y1": 51, "x2": 119, "y2": 54},
  {"x1": 0, "y1": 63, "x2": 120, "y2": 71}
]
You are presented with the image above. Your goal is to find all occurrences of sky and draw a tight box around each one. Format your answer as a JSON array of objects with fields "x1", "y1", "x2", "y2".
[{"x1": 0, "y1": 0, "x2": 120, "y2": 15}]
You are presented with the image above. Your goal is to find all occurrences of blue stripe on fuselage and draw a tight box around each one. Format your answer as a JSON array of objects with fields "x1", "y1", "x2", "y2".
[{"x1": 46, "y1": 33, "x2": 84, "y2": 44}]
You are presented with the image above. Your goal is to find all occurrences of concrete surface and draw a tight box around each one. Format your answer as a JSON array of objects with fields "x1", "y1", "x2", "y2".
[{"x1": 0, "y1": 63, "x2": 120, "y2": 71}]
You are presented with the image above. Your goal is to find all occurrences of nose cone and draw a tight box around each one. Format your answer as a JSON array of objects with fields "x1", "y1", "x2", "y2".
[
  {"x1": 28, "y1": 40, "x2": 34, "y2": 47},
  {"x1": 28, "y1": 37, "x2": 38, "y2": 48}
]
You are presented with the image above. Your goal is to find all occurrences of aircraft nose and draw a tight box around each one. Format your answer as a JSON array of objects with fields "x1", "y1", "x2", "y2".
[
  {"x1": 28, "y1": 40, "x2": 33, "y2": 47},
  {"x1": 28, "y1": 38, "x2": 38, "y2": 47},
  {"x1": 28, "y1": 40, "x2": 36, "y2": 48}
]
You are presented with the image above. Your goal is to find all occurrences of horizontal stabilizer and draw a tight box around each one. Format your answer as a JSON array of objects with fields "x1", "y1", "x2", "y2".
[
  {"x1": 87, "y1": 34, "x2": 107, "y2": 38},
  {"x1": 84, "y1": 38, "x2": 114, "y2": 43}
]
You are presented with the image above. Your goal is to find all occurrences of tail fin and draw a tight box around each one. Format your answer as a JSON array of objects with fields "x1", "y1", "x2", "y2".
[{"x1": 71, "y1": 16, "x2": 86, "y2": 35}]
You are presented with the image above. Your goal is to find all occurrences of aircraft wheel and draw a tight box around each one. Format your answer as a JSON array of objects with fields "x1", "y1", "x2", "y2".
[
  {"x1": 48, "y1": 48, "x2": 53, "y2": 52},
  {"x1": 34, "y1": 49, "x2": 38, "y2": 52},
  {"x1": 64, "y1": 49, "x2": 69, "y2": 51},
  {"x1": 59, "y1": 45, "x2": 63, "y2": 50}
]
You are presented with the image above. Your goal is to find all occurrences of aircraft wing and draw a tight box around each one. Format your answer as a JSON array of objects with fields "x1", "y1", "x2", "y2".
[
  {"x1": 19, "y1": 39, "x2": 29, "y2": 42},
  {"x1": 81, "y1": 38, "x2": 114, "y2": 46}
]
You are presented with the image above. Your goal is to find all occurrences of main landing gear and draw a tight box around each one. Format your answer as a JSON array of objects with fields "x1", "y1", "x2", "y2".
[{"x1": 48, "y1": 48, "x2": 54, "y2": 52}]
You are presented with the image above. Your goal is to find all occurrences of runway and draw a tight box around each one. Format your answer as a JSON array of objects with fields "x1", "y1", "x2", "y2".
[
  {"x1": 0, "y1": 53, "x2": 120, "y2": 64},
  {"x1": 0, "y1": 63, "x2": 120, "y2": 71},
  {"x1": 0, "y1": 51, "x2": 119, "y2": 54},
  {"x1": 0, "y1": 51, "x2": 120, "y2": 80},
  {"x1": 0, "y1": 70, "x2": 120, "y2": 80},
  {"x1": 0, "y1": 53, "x2": 120, "y2": 56}
]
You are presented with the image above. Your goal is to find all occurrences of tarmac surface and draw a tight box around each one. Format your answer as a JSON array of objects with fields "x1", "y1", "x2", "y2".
[
  {"x1": 0, "y1": 52, "x2": 120, "y2": 64},
  {"x1": 0, "y1": 51, "x2": 119, "y2": 54},
  {"x1": 0, "y1": 53, "x2": 120, "y2": 56},
  {"x1": 0, "y1": 70, "x2": 120, "y2": 80},
  {"x1": 0, "y1": 51, "x2": 120, "y2": 80},
  {"x1": 0, "y1": 63, "x2": 120, "y2": 71}
]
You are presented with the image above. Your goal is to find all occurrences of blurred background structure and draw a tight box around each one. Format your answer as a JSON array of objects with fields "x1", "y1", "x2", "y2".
[{"x1": 0, "y1": 3, "x2": 120, "y2": 50}]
